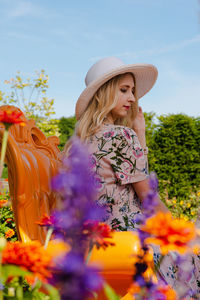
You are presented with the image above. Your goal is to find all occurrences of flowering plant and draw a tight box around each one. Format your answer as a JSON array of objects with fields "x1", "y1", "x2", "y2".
[
  {"x1": 0, "y1": 107, "x2": 26, "y2": 177},
  {"x1": 1, "y1": 107, "x2": 200, "y2": 299}
]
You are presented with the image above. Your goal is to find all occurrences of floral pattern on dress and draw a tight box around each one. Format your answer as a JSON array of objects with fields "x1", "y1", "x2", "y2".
[{"x1": 87, "y1": 124, "x2": 148, "y2": 231}]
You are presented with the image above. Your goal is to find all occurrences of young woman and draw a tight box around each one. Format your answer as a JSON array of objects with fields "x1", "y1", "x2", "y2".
[
  {"x1": 74, "y1": 56, "x2": 167, "y2": 231},
  {"x1": 64, "y1": 56, "x2": 200, "y2": 295}
]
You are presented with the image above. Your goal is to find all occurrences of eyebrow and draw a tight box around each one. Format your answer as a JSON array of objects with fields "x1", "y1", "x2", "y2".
[{"x1": 120, "y1": 84, "x2": 135, "y2": 89}]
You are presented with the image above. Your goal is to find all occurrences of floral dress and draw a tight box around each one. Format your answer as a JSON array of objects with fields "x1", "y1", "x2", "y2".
[
  {"x1": 87, "y1": 123, "x2": 200, "y2": 297},
  {"x1": 88, "y1": 123, "x2": 148, "y2": 231}
]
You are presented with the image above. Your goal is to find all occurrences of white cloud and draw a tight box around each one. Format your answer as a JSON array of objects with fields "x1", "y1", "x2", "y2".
[{"x1": 114, "y1": 35, "x2": 200, "y2": 60}]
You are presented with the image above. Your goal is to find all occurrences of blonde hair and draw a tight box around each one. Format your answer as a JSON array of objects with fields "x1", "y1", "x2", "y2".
[{"x1": 63, "y1": 73, "x2": 138, "y2": 154}]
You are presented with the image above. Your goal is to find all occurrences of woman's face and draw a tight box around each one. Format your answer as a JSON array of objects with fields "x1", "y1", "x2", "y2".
[{"x1": 109, "y1": 73, "x2": 135, "y2": 122}]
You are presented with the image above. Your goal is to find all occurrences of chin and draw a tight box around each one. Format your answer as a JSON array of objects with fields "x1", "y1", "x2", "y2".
[{"x1": 120, "y1": 112, "x2": 128, "y2": 118}]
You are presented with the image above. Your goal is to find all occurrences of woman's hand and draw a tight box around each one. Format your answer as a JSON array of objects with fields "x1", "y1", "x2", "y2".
[
  {"x1": 131, "y1": 106, "x2": 146, "y2": 148},
  {"x1": 131, "y1": 106, "x2": 145, "y2": 133}
]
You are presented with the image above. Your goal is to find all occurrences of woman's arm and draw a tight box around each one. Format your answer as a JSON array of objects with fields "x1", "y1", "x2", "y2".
[{"x1": 133, "y1": 179, "x2": 169, "y2": 213}]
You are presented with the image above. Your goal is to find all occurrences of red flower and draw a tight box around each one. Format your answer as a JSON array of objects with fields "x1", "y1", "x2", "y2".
[
  {"x1": 36, "y1": 213, "x2": 55, "y2": 227},
  {"x1": 5, "y1": 218, "x2": 14, "y2": 224},
  {"x1": 0, "y1": 110, "x2": 26, "y2": 127},
  {"x1": 82, "y1": 220, "x2": 115, "y2": 249}
]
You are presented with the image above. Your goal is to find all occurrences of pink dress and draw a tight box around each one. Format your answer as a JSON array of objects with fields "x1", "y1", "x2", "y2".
[
  {"x1": 88, "y1": 123, "x2": 148, "y2": 231},
  {"x1": 87, "y1": 123, "x2": 200, "y2": 297}
]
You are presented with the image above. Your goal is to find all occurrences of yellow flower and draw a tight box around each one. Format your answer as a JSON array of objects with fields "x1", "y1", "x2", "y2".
[
  {"x1": 197, "y1": 191, "x2": 200, "y2": 197},
  {"x1": 193, "y1": 245, "x2": 200, "y2": 255},
  {"x1": 172, "y1": 198, "x2": 176, "y2": 204},
  {"x1": 191, "y1": 211, "x2": 195, "y2": 216},
  {"x1": 187, "y1": 203, "x2": 191, "y2": 208},
  {"x1": 180, "y1": 200, "x2": 184, "y2": 205}
]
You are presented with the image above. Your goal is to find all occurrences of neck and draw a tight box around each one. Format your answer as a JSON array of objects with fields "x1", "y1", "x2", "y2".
[{"x1": 104, "y1": 114, "x2": 115, "y2": 124}]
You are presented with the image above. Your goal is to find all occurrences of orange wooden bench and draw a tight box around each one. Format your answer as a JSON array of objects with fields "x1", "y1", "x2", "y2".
[{"x1": 0, "y1": 105, "x2": 141, "y2": 299}]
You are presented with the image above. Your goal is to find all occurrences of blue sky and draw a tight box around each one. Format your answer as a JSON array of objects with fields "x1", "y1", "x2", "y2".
[{"x1": 0, "y1": 0, "x2": 200, "y2": 118}]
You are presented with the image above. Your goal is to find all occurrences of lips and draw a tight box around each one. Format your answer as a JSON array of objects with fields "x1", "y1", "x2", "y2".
[{"x1": 124, "y1": 106, "x2": 130, "y2": 110}]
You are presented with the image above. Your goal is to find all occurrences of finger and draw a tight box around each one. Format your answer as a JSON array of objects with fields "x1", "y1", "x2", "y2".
[{"x1": 138, "y1": 106, "x2": 143, "y2": 113}]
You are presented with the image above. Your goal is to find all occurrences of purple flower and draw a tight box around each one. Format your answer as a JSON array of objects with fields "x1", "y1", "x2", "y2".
[
  {"x1": 135, "y1": 172, "x2": 160, "y2": 247},
  {"x1": 137, "y1": 229, "x2": 150, "y2": 244},
  {"x1": 148, "y1": 171, "x2": 159, "y2": 192},
  {"x1": 50, "y1": 138, "x2": 105, "y2": 299},
  {"x1": 51, "y1": 252, "x2": 103, "y2": 300},
  {"x1": 142, "y1": 172, "x2": 159, "y2": 219}
]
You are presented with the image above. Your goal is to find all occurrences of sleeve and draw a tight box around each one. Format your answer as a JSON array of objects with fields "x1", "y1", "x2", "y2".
[{"x1": 108, "y1": 127, "x2": 148, "y2": 185}]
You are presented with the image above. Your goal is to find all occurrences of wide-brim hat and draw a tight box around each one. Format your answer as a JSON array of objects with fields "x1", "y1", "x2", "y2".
[{"x1": 75, "y1": 56, "x2": 158, "y2": 120}]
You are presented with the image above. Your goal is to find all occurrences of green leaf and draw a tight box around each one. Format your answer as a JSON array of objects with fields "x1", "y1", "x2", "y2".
[
  {"x1": 103, "y1": 283, "x2": 120, "y2": 300},
  {"x1": 42, "y1": 283, "x2": 60, "y2": 300},
  {"x1": 2, "y1": 265, "x2": 32, "y2": 282}
]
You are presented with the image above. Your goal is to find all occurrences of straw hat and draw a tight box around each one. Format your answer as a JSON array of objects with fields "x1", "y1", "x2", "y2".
[{"x1": 75, "y1": 56, "x2": 158, "y2": 120}]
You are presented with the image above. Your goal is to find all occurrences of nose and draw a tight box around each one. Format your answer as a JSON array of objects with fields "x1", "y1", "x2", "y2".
[{"x1": 128, "y1": 92, "x2": 135, "y2": 103}]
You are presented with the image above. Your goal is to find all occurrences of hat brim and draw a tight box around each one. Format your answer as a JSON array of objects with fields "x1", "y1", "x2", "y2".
[{"x1": 75, "y1": 63, "x2": 158, "y2": 120}]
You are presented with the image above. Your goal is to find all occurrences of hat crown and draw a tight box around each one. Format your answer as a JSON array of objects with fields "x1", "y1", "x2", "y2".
[{"x1": 85, "y1": 57, "x2": 125, "y2": 87}]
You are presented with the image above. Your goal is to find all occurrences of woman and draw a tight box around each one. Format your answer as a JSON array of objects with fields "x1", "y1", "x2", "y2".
[
  {"x1": 74, "y1": 56, "x2": 167, "y2": 231},
  {"x1": 64, "y1": 56, "x2": 200, "y2": 296}
]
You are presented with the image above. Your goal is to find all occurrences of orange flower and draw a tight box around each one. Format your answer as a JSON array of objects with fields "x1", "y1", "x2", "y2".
[
  {"x1": 5, "y1": 229, "x2": 15, "y2": 239},
  {"x1": 125, "y1": 283, "x2": 176, "y2": 300},
  {"x1": 141, "y1": 212, "x2": 196, "y2": 254},
  {"x1": 2, "y1": 241, "x2": 53, "y2": 282},
  {"x1": 82, "y1": 220, "x2": 115, "y2": 249},
  {"x1": 0, "y1": 199, "x2": 7, "y2": 207},
  {"x1": 127, "y1": 282, "x2": 141, "y2": 295},
  {"x1": 0, "y1": 109, "x2": 26, "y2": 128},
  {"x1": 157, "y1": 285, "x2": 176, "y2": 299}
]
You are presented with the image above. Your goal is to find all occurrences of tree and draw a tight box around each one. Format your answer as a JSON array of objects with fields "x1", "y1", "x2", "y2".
[
  {"x1": 150, "y1": 114, "x2": 200, "y2": 201},
  {"x1": 0, "y1": 70, "x2": 59, "y2": 137},
  {"x1": 58, "y1": 116, "x2": 77, "y2": 150}
]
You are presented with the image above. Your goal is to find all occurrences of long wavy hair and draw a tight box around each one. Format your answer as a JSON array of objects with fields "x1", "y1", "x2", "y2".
[{"x1": 63, "y1": 72, "x2": 138, "y2": 154}]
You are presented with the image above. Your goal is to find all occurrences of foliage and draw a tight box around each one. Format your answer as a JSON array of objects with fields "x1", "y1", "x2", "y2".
[
  {"x1": 146, "y1": 114, "x2": 200, "y2": 215},
  {"x1": 0, "y1": 70, "x2": 59, "y2": 137},
  {"x1": 166, "y1": 189, "x2": 200, "y2": 220},
  {"x1": 2, "y1": 165, "x2": 8, "y2": 179},
  {"x1": 57, "y1": 116, "x2": 76, "y2": 150},
  {"x1": 0, "y1": 200, "x2": 17, "y2": 242},
  {"x1": 143, "y1": 111, "x2": 157, "y2": 148},
  {"x1": 2, "y1": 266, "x2": 60, "y2": 300},
  {"x1": 37, "y1": 118, "x2": 60, "y2": 138}
]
